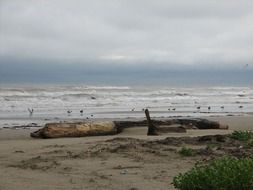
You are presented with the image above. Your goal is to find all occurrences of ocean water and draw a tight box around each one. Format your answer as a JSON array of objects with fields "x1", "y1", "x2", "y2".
[{"x1": 0, "y1": 84, "x2": 253, "y2": 127}]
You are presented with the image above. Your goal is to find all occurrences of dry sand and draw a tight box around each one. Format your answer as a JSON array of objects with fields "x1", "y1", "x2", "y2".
[{"x1": 0, "y1": 115, "x2": 253, "y2": 190}]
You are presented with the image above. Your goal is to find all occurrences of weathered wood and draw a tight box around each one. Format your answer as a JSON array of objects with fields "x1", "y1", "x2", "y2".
[
  {"x1": 175, "y1": 119, "x2": 228, "y2": 129},
  {"x1": 144, "y1": 109, "x2": 186, "y2": 135},
  {"x1": 31, "y1": 122, "x2": 117, "y2": 138},
  {"x1": 30, "y1": 115, "x2": 228, "y2": 138},
  {"x1": 145, "y1": 109, "x2": 159, "y2": 135},
  {"x1": 158, "y1": 125, "x2": 186, "y2": 133},
  {"x1": 115, "y1": 118, "x2": 228, "y2": 130}
]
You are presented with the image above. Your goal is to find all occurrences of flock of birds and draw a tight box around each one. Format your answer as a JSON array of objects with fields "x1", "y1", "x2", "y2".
[
  {"x1": 27, "y1": 108, "x2": 94, "y2": 119},
  {"x1": 27, "y1": 105, "x2": 245, "y2": 117},
  {"x1": 67, "y1": 109, "x2": 94, "y2": 119}
]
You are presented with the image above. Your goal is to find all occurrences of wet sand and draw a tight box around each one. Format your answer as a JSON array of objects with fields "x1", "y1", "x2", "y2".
[{"x1": 0, "y1": 115, "x2": 253, "y2": 190}]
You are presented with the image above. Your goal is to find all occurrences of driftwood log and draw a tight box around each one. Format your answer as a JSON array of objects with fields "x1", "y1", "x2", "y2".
[
  {"x1": 31, "y1": 111, "x2": 228, "y2": 138},
  {"x1": 145, "y1": 109, "x2": 186, "y2": 135},
  {"x1": 31, "y1": 122, "x2": 118, "y2": 138},
  {"x1": 114, "y1": 119, "x2": 228, "y2": 130}
]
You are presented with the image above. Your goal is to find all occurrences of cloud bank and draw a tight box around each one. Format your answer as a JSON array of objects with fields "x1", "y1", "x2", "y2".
[{"x1": 1, "y1": 0, "x2": 253, "y2": 69}]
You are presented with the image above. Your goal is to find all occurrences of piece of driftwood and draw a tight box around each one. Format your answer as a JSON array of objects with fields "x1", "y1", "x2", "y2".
[
  {"x1": 114, "y1": 119, "x2": 228, "y2": 130},
  {"x1": 31, "y1": 122, "x2": 118, "y2": 138},
  {"x1": 157, "y1": 125, "x2": 187, "y2": 133},
  {"x1": 145, "y1": 109, "x2": 186, "y2": 135},
  {"x1": 31, "y1": 111, "x2": 228, "y2": 138},
  {"x1": 145, "y1": 109, "x2": 159, "y2": 135}
]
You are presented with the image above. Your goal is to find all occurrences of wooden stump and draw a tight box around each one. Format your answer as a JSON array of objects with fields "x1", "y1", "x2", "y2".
[{"x1": 145, "y1": 109, "x2": 159, "y2": 135}]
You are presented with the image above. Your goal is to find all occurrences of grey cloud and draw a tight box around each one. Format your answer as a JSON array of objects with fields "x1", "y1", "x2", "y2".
[{"x1": 0, "y1": 0, "x2": 253, "y2": 68}]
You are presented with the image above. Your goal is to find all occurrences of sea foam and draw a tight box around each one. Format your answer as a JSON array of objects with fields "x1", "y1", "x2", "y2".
[{"x1": 0, "y1": 85, "x2": 252, "y2": 126}]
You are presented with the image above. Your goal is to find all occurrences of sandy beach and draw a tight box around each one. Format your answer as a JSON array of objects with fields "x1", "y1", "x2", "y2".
[
  {"x1": 0, "y1": 115, "x2": 252, "y2": 190},
  {"x1": 1, "y1": 0, "x2": 253, "y2": 189}
]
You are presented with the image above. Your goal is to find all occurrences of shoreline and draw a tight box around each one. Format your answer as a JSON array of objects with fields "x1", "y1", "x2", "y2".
[
  {"x1": 1, "y1": 115, "x2": 253, "y2": 141},
  {"x1": 1, "y1": 111, "x2": 252, "y2": 127}
]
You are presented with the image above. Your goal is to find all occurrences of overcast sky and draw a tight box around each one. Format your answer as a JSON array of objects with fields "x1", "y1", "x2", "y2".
[{"x1": 1, "y1": 0, "x2": 253, "y2": 71}]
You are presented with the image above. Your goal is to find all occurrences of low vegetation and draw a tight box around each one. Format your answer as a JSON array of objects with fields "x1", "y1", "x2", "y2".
[
  {"x1": 178, "y1": 147, "x2": 195, "y2": 157},
  {"x1": 230, "y1": 130, "x2": 253, "y2": 141},
  {"x1": 246, "y1": 139, "x2": 253, "y2": 148},
  {"x1": 206, "y1": 143, "x2": 219, "y2": 150},
  {"x1": 173, "y1": 156, "x2": 253, "y2": 190}
]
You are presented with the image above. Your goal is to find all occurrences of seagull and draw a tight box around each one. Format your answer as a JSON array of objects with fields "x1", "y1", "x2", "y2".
[
  {"x1": 80, "y1": 110, "x2": 83, "y2": 114},
  {"x1": 28, "y1": 108, "x2": 34, "y2": 116},
  {"x1": 221, "y1": 106, "x2": 224, "y2": 109},
  {"x1": 197, "y1": 106, "x2": 201, "y2": 110},
  {"x1": 172, "y1": 108, "x2": 176, "y2": 111},
  {"x1": 239, "y1": 106, "x2": 243, "y2": 109},
  {"x1": 67, "y1": 110, "x2": 72, "y2": 115},
  {"x1": 208, "y1": 106, "x2": 211, "y2": 111},
  {"x1": 244, "y1": 64, "x2": 249, "y2": 68}
]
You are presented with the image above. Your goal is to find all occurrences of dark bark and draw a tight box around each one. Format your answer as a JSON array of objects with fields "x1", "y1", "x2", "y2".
[{"x1": 145, "y1": 109, "x2": 159, "y2": 135}]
